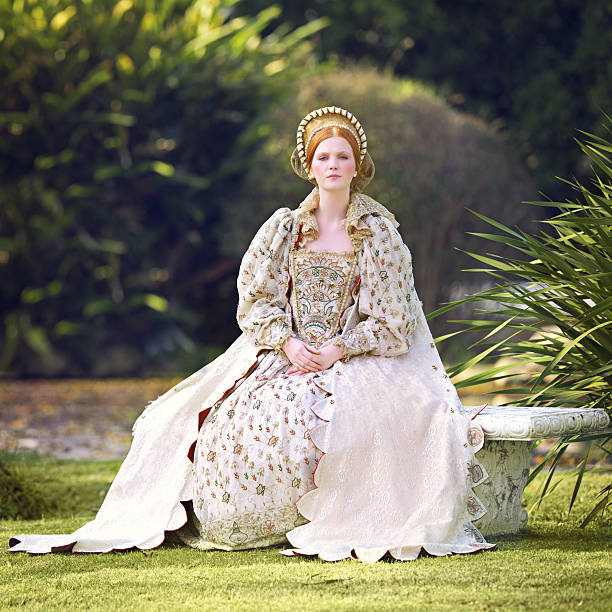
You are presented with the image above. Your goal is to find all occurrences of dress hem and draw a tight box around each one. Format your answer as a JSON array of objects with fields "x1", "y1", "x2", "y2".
[{"x1": 282, "y1": 368, "x2": 495, "y2": 563}]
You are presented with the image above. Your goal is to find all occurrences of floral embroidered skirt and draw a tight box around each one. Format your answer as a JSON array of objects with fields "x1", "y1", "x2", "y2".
[{"x1": 177, "y1": 353, "x2": 325, "y2": 550}]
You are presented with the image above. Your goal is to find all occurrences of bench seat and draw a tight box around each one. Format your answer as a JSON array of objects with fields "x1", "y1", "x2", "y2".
[{"x1": 462, "y1": 406, "x2": 610, "y2": 536}]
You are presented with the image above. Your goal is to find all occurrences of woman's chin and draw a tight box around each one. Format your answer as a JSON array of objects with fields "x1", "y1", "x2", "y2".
[{"x1": 319, "y1": 180, "x2": 351, "y2": 192}]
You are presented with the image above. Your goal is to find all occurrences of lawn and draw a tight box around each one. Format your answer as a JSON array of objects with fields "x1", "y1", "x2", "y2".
[{"x1": 0, "y1": 453, "x2": 610, "y2": 611}]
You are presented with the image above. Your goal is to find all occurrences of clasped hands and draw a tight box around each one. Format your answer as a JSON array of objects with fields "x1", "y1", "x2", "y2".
[{"x1": 282, "y1": 337, "x2": 343, "y2": 375}]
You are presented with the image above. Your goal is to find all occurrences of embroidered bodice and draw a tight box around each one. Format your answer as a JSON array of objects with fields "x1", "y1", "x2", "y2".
[{"x1": 289, "y1": 249, "x2": 359, "y2": 347}]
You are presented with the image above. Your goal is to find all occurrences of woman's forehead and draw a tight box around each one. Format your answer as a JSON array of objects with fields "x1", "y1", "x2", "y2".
[{"x1": 314, "y1": 136, "x2": 354, "y2": 153}]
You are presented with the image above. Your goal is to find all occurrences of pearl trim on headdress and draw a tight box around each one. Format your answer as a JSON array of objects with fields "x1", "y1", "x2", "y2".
[{"x1": 296, "y1": 106, "x2": 367, "y2": 170}]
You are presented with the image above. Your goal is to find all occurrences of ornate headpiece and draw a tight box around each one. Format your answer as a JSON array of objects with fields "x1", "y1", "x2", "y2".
[
  {"x1": 296, "y1": 106, "x2": 367, "y2": 169},
  {"x1": 291, "y1": 106, "x2": 375, "y2": 192}
]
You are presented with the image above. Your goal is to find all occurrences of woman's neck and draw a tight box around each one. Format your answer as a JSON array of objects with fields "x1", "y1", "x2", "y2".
[{"x1": 316, "y1": 187, "x2": 351, "y2": 224}]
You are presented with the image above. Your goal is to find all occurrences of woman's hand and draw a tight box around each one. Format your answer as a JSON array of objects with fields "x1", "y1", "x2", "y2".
[
  {"x1": 284, "y1": 338, "x2": 343, "y2": 375},
  {"x1": 283, "y1": 337, "x2": 321, "y2": 374}
]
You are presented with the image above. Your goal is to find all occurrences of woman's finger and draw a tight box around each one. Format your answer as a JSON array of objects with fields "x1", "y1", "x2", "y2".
[
  {"x1": 309, "y1": 354, "x2": 324, "y2": 367},
  {"x1": 300, "y1": 350, "x2": 323, "y2": 367},
  {"x1": 304, "y1": 345, "x2": 321, "y2": 355},
  {"x1": 298, "y1": 360, "x2": 314, "y2": 372},
  {"x1": 297, "y1": 347, "x2": 312, "y2": 359}
]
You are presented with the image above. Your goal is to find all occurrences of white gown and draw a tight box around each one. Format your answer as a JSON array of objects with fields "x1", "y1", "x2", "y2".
[{"x1": 9, "y1": 191, "x2": 495, "y2": 562}]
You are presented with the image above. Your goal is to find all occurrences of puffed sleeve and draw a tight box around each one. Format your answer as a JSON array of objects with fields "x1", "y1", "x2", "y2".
[
  {"x1": 236, "y1": 207, "x2": 295, "y2": 352},
  {"x1": 332, "y1": 215, "x2": 420, "y2": 360}
]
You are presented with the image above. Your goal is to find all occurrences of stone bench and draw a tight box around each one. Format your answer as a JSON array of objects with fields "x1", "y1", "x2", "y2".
[{"x1": 462, "y1": 405, "x2": 611, "y2": 536}]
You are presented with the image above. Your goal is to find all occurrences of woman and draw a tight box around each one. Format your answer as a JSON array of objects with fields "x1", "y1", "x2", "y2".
[{"x1": 9, "y1": 107, "x2": 495, "y2": 562}]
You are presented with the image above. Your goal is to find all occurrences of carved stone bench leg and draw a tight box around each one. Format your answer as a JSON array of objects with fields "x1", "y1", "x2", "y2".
[{"x1": 473, "y1": 440, "x2": 531, "y2": 536}]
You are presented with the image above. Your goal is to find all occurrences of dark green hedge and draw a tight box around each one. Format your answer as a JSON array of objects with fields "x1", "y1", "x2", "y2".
[{"x1": 0, "y1": 462, "x2": 48, "y2": 520}]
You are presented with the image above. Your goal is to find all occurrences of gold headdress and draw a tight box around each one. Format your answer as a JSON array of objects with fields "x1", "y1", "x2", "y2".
[{"x1": 291, "y1": 106, "x2": 375, "y2": 192}]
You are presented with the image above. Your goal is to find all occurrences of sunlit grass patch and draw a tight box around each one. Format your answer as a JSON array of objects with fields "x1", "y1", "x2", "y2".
[{"x1": 0, "y1": 456, "x2": 610, "y2": 610}]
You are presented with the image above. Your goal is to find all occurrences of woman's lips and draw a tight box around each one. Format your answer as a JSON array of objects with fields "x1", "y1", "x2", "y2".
[{"x1": 327, "y1": 174, "x2": 340, "y2": 178}]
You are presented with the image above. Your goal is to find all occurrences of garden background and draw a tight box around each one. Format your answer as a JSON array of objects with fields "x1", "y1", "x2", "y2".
[
  {"x1": 0, "y1": 1, "x2": 611, "y2": 609},
  {"x1": 2, "y1": 0, "x2": 611, "y2": 378}
]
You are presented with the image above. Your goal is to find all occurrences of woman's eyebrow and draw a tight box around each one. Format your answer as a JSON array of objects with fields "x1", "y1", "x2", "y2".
[{"x1": 317, "y1": 149, "x2": 351, "y2": 155}]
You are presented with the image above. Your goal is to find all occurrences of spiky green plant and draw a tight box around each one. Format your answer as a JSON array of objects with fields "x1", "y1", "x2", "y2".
[{"x1": 429, "y1": 115, "x2": 612, "y2": 526}]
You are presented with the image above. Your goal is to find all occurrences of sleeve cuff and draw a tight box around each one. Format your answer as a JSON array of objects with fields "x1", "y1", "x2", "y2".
[
  {"x1": 271, "y1": 327, "x2": 296, "y2": 355},
  {"x1": 331, "y1": 336, "x2": 352, "y2": 364}
]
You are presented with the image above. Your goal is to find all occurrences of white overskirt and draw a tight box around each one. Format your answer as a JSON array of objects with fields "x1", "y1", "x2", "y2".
[{"x1": 9, "y1": 303, "x2": 495, "y2": 561}]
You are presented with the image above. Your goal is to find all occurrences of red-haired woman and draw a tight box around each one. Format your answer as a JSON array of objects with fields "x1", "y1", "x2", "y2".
[{"x1": 10, "y1": 108, "x2": 495, "y2": 562}]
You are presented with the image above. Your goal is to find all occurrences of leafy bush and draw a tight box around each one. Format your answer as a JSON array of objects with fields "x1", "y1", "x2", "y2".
[
  {"x1": 220, "y1": 66, "x2": 536, "y2": 344},
  {"x1": 431, "y1": 115, "x2": 612, "y2": 524},
  {"x1": 0, "y1": 0, "x2": 324, "y2": 376}
]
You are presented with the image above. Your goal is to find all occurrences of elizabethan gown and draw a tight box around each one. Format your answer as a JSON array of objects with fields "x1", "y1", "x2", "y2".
[{"x1": 9, "y1": 191, "x2": 495, "y2": 562}]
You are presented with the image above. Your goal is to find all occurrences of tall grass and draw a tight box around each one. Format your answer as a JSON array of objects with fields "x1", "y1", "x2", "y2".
[{"x1": 430, "y1": 114, "x2": 612, "y2": 525}]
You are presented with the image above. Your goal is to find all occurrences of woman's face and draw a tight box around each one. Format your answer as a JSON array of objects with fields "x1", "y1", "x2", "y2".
[{"x1": 310, "y1": 136, "x2": 356, "y2": 192}]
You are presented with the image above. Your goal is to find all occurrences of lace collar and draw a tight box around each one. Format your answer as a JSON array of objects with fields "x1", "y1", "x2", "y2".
[{"x1": 293, "y1": 189, "x2": 399, "y2": 251}]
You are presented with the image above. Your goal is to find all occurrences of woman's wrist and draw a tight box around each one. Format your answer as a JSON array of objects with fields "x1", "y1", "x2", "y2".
[
  {"x1": 282, "y1": 335, "x2": 296, "y2": 353},
  {"x1": 275, "y1": 331, "x2": 296, "y2": 356},
  {"x1": 328, "y1": 342, "x2": 344, "y2": 364},
  {"x1": 331, "y1": 336, "x2": 350, "y2": 363}
]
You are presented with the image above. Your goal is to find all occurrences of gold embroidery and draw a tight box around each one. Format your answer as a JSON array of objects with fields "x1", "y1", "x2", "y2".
[{"x1": 290, "y1": 250, "x2": 357, "y2": 347}]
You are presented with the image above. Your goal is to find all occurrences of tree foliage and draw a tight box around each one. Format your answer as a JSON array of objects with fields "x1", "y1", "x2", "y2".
[
  {"x1": 239, "y1": 0, "x2": 612, "y2": 201},
  {"x1": 0, "y1": 0, "x2": 324, "y2": 375}
]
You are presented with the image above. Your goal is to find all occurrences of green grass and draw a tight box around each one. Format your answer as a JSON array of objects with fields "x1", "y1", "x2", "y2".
[{"x1": 0, "y1": 454, "x2": 610, "y2": 611}]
